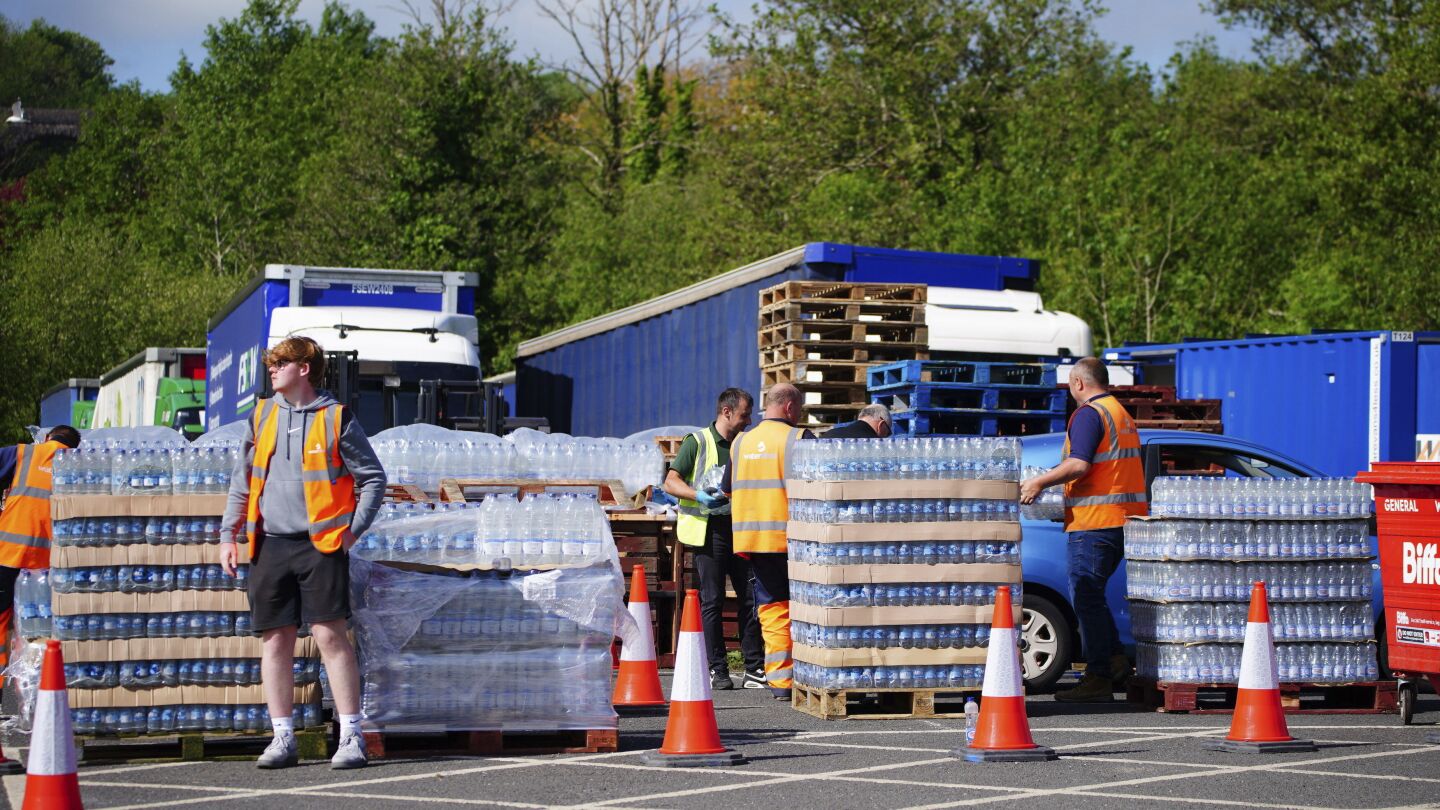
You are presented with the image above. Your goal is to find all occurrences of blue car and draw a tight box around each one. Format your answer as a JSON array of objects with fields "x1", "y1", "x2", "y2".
[{"x1": 1017, "y1": 429, "x2": 1384, "y2": 690}]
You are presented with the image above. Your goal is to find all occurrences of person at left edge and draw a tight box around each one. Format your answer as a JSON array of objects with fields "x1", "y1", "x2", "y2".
[
  {"x1": 663, "y1": 387, "x2": 765, "y2": 690},
  {"x1": 0, "y1": 425, "x2": 81, "y2": 690},
  {"x1": 218, "y1": 337, "x2": 387, "y2": 770}
]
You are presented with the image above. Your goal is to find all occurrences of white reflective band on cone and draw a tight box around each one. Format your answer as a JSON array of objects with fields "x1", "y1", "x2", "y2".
[
  {"x1": 670, "y1": 631, "x2": 713, "y2": 703},
  {"x1": 619, "y1": 601, "x2": 657, "y2": 662},
  {"x1": 980, "y1": 627, "x2": 1023, "y2": 698},
  {"x1": 1237, "y1": 621, "x2": 1280, "y2": 690},
  {"x1": 28, "y1": 690, "x2": 77, "y2": 776}
]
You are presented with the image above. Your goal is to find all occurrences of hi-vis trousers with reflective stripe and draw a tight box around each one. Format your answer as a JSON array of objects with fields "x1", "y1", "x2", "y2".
[{"x1": 749, "y1": 553, "x2": 792, "y2": 693}]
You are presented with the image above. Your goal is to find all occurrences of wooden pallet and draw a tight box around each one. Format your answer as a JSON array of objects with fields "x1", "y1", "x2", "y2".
[
  {"x1": 760, "y1": 320, "x2": 928, "y2": 349},
  {"x1": 792, "y1": 682, "x2": 978, "y2": 720},
  {"x1": 1126, "y1": 677, "x2": 1397, "y2": 715},
  {"x1": 763, "y1": 361, "x2": 873, "y2": 387},
  {"x1": 760, "y1": 300, "x2": 926, "y2": 328},
  {"x1": 363, "y1": 727, "x2": 618, "y2": 758},
  {"x1": 1106, "y1": 385, "x2": 1180, "y2": 401},
  {"x1": 439, "y1": 478, "x2": 643, "y2": 507},
  {"x1": 760, "y1": 341, "x2": 928, "y2": 368},
  {"x1": 610, "y1": 513, "x2": 682, "y2": 667},
  {"x1": 75, "y1": 726, "x2": 329, "y2": 762},
  {"x1": 1133, "y1": 419, "x2": 1224, "y2": 435},
  {"x1": 759, "y1": 280, "x2": 927, "y2": 309},
  {"x1": 653, "y1": 435, "x2": 685, "y2": 462},
  {"x1": 385, "y1": 483, "x2": 431, "y2": 503},
  {"x1": 1123, "y1": 400, "x2": 1222, "y2": 422}
]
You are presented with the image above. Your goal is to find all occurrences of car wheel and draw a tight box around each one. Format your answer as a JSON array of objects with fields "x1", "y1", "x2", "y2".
[{"x1": 1020, "y1": 593, "x2": 1072, "y2": 692}]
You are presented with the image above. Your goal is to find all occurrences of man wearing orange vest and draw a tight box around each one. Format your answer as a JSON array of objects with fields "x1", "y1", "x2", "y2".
[
  {"x1": 722, "y1": 383, "x2": 812, "y2": 699},
  {"x1": 1021, "y1": 357, "x2": 1147, "y2": 702},
  {"x1": 0, "y1": 425, "x2": 81, "y2": 693},
  {"x1": 219, "y1": 337, "x2": 387, "y2": 769}
]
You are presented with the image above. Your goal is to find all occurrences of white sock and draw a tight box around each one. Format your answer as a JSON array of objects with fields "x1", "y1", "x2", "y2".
[
  {"x1": 272, "y1": 716, "x2": 294, "y2": 737},
  {"x1": 339, "y1": 713, "x2": 362, "y2": 738}
]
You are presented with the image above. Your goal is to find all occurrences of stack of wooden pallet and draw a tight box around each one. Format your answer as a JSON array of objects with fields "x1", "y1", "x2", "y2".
[
  {"x1": 758, "y1": 280, "x2": 928, "y2": 431},
  {"x1": 1097, "y1": 385, "x2": 1223, "y2": 434}
]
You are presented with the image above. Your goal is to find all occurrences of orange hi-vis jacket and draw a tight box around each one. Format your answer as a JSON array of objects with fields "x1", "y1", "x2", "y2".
[
  {"x1": 0, "y1": 440, "x2": 65, "y2": 569},
  {"x1": 1063, "y1": 394, "x2": 1148, "y2": 532},
  {"x1": 243, "y1": 399, "x2": 356, "y2": 561},
  {"x1": 731, "y1": 419, "x2": 804, "y2": 555}
]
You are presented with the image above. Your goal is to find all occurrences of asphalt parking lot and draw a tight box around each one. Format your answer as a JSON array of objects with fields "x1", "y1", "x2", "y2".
[{"x1": 4, "y1": 679, "x2": 1438, "y2": 810}]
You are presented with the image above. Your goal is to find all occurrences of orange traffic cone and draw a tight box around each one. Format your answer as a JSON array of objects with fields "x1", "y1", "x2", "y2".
[
  {"x1": 1203, "y1": 581, "x2": 1316, "y2": 753},
  {"x1": 638, "y1": 589, "x2": 746, "y2": 767},
  {"x1": 23, "y1": 640, "x2": 83, "y2": 809},
  {"x1": 613, "y1": 564, "x2": 667, "y2": 708},
  {"x1": 954, "y1": 585, "x2": 1057, "y2": 762}
]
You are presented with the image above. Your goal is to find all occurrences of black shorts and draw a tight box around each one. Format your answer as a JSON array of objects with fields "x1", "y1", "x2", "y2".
[{"x1": 247, "y1": 534, "x2": 350, "y2": 632}]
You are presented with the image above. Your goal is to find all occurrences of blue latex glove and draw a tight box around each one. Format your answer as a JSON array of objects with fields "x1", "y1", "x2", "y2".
[{"x1": 694, "y1": 489, "x2": 723, "y2": 509}]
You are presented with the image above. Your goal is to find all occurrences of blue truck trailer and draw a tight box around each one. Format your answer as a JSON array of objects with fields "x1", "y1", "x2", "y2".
[
  {"x1": 515, "y1": 243, "x2": 1090, "y2": 436},
  {"x1": 206, "y1": 265, "x2": 482, "y2": 435},
  {"x1": 38, "y1": 378, "x2": 100, "y2": 428},
  {"x1": 1104, "y1": 331, "x2": 1440, "y2": 477}
]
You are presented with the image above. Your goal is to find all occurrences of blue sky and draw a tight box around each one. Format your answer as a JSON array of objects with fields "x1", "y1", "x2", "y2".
[{"x1": 6, "y1": 0, "x2": 1262, "y2": 93}]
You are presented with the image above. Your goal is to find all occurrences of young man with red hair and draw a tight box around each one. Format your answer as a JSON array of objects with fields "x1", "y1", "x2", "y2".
[{"x1": 219, "y1": 337, "x2": 387, "y2": 768}]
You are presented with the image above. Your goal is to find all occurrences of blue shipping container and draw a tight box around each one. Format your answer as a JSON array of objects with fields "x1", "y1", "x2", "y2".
[
  {"x1": 515, "y1": 243, "x2": 1037, "y2": 436},
  {"x1": 1104, "y1": 331, "x2": 1440, "y2": 477},
  {"x1": 38, "y1": 378, "x2": 100, "y2": 428}
]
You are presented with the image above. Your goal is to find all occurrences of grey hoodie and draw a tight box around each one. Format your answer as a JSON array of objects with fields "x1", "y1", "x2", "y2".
[{"x1": 219, "y1": 391, "x2": 387, "y2": 545}]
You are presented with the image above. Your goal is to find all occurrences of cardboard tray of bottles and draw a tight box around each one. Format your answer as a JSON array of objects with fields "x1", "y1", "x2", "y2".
[
  {"x1": 785, "y1": 478, "x2": 1021, "y2": 674},
  {"x1": 47, "y1": 493, "x2": 322, "y2": 718}
]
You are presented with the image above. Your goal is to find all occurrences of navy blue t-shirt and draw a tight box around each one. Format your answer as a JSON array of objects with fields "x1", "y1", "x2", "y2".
[
  {"x1": 0, "y1": 445, "x2": 17, "y2": 491},
  {"x1": 1065, "y1": 398, "x2": 1108, "y2": 463}
]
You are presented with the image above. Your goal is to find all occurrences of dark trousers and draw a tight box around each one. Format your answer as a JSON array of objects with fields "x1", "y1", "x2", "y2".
[
  {"x1": 1068, "y1": 528, "x2": 1125, "y2": 677},
  {"x1": 693, "y1": 523, "x2": 763, "y2": 674}
]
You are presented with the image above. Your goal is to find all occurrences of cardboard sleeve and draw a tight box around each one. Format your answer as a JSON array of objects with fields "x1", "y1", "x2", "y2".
[
  {"x1": 61, "y1": 636, "x2": 318, "y2": 663},
  {"x1": 792, "y1": 643, "x2": 988, "y2": 668},
  {"x1": 68, "y1": 683, "x2": 320, "y2": 708},
  {"x1": 785, "y1": 479, "x2": 1019, "y2": 501},
  {"x1": 53, "y1": 590, "x2": 250, "y2": 616},
  {"x1": 787, "y1": 520, "x2": 1022, "y2": 543},
  {"x1": 789, "y1": 561, "x2": 1021, "y2": 585},
  {"x1": 51, "y1": 494, "x2": 229, "y2": 520},
  {"x1": 790, "y1": 602, "x2": 1020, "y2": 627},
  {"x1": 53, "y1": 544, "x2": 227, "y2": 568}
]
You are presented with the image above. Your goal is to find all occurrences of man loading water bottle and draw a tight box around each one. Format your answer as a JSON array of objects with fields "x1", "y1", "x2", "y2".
[
  {"x1": 218, "y1": 336, "x2": 387, "y2": 768},
  {"x1": 1020, "y1": 357, "x2": 1147, "y2": 702}
]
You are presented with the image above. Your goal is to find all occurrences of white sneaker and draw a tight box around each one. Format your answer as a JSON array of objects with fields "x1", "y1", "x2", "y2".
[
  {"x1": 331, "y1": 731, "x2": 369, "y2": 770},
  {"x1": 257, "y1": 733, "x2": 298, "y2": 769}
]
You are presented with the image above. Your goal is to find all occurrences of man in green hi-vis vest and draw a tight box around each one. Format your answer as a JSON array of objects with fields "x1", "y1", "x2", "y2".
[{"x1": 663, "y1": 387, "x2": 765, "y2": 690}]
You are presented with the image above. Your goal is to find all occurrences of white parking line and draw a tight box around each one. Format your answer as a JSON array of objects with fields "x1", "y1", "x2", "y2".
[{"x1": 902, "y1": 743, "x2": 1440, "y2": 809}]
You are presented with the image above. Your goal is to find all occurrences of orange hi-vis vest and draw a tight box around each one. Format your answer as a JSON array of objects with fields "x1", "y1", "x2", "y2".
[
  {"x1": 731, "y1": 419, "x2": 803, "y2": 555},
  {"x1": 0, "y1": 440, "x2": 65, "y2": 569},
  {"x1": 243, "y1": 399, "x2": 356, "y2": 561},
  {"x1": 1063, "y1": 394, "x2": 1148, "y2": 532}
]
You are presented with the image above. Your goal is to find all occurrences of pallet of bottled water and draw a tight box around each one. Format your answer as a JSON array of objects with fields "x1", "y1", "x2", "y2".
[
  {"x1": 354, "y1": 493, "x2": 614, "y2": 569},
  {"x1": 351, "y1": 554, "x2": 626, "y2": 731},
  {"x1": 786, "y1": 436, "x2": 1022, "y2": 694},
  {"x1": 1125, "y1": 476, "x2": 1380, "y2": 693},
  {"x1": 370, "y1": 426, "x2": 665, "y2": 499},
  {"x1": 7, "y1": 434, "x2": 322, "y2": 737}
]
